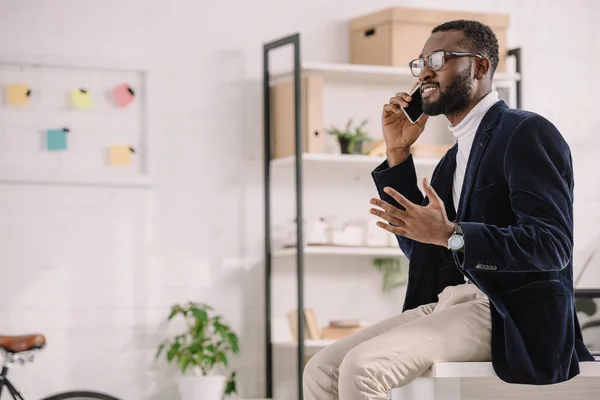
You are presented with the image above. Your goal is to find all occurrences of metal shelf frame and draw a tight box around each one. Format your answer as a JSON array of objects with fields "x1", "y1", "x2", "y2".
[{"x1": 263, "y1": 32, "x2": 304, "y2": 400}]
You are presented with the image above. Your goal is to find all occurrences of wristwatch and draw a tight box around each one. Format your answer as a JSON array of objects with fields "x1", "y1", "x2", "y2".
[{"x1": 447, "y1": 223, "x2": 465, "y2": 251}]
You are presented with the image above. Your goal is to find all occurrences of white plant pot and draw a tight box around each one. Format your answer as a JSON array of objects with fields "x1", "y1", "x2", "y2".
[{"x1": 177, "y1": 374, "x2": 226, "y2": 400}]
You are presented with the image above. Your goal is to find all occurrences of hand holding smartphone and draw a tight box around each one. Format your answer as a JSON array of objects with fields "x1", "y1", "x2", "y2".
[
  {"x1": 381, "y1": 83, "x2": 429, "y2": 166},
  {"x1": 401, "y1": 85, "x2": 424, "y2": 124}
]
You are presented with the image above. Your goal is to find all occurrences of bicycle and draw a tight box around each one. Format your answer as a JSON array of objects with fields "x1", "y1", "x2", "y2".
[{"x1": 0, "y1": 334, "x2": 122, "y2": 400}]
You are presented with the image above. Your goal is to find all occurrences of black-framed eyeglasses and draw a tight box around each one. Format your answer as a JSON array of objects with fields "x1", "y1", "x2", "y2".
[{"x1": 408, "y1": 51, "x2": 484, "y2": 77}]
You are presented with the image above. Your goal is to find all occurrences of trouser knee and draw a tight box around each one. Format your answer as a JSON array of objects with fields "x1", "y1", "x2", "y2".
[{"x1": 338, "y1": 347, "x2": 379, "y2": 391}]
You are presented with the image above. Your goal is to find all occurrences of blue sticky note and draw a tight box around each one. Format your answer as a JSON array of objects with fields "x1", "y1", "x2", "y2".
[{"x1": 46, "y1": 129, "x2": 67, "y2": 150}]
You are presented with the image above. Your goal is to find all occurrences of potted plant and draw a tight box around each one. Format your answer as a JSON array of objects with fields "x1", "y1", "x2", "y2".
[
  {"x1": 372, "y1": 257, "x2": 408, "y2": 292},
  {"x1": 156, "y1": 302, "x2": 240, "y2": 400},
  {"x1": 350, "y1": 118, "x2": 372, "y2": 154},
  {"x1": 326, "y1": 118, "x2": 372, "y2": 154}
]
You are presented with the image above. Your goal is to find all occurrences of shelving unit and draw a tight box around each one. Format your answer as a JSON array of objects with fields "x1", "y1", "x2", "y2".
[{"x1": 262, "y1": 32, "x2": 522, "y2": 400}]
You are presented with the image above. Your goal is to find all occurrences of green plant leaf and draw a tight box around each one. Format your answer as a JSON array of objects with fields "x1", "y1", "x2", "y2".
[
  {"x1": 168, "y1": 305, "x2": 184, "y2": 320},
  {"x1": 181, "y1": 355, "x2": 192, "y2": 374},
  {"x1": 225, "y1": 371, "x2": 237, "y2": 395},
  {"x1": 228, "y1": 333, "x2": 239, "y2": 353},
  {"x1": 186, "y1": 343, "x2": 200, "y2": 356},
  {"x1": 167, "y1": 343, "x2": 179, "y2": 362},
  {"x1": 216, "y1": 351, "x2": 228, "y2": 367},
  {"x1": 191, "y1": 307, "x2": 209, "y2": 324},
  {"x1": 155, "y1": 342, "x2": 166, "y2": 359}
]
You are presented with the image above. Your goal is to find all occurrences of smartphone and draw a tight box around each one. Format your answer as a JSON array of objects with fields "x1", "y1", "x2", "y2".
[{"x1": 401, "y1": 85, "x2": 424, "y2": 124}]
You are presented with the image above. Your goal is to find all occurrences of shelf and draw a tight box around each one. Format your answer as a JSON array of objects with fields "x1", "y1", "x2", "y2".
[
  {"x1": 270, "y1": 61, "x2": 521, "y2": 85},
  {"x1": 271, "y1": 153, "x2": 440, "y2": 169},
  {"x1": 273, "y1": 245, "x2": 404, "y2": 258},
  {"x1": 274, "y1": 339, "x2": 336, "y2": 350}
]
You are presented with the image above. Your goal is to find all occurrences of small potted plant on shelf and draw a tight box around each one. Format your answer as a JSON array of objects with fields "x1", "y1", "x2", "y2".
[
  {"x1": 326, "y1": 118, "x2": 372, "y2": 154},
  {"x1": 156, "y1": 302, "x2": 240, "y2": 400}
]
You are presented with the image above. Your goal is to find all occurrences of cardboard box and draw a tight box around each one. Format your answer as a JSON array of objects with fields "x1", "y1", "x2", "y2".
[
  {"x1": 349, "y1": 7, "x2": 510, "y2": 72},
  {"x1": 270, "y1": 75, "x2": 325, "y2": 159}
]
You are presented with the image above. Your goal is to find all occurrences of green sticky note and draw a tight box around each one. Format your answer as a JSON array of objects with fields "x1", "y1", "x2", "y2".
[{"x1": 46, "y1": 129, "x2": 67, "y2": 150}]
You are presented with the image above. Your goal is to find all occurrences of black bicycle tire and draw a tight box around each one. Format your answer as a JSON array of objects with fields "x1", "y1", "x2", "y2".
[{"x1": 39, "y1": 391, "x2": 122, "y2": 400}]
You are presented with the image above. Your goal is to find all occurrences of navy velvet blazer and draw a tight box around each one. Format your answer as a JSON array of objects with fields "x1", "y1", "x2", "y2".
[{"x1": 371, "y1": 100, "x2": 595, "y2": 385}]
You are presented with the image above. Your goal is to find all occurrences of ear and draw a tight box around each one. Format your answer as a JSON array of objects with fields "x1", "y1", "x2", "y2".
[{"x1": 474, "y1": 57, "x2": 491, "y2": 80}]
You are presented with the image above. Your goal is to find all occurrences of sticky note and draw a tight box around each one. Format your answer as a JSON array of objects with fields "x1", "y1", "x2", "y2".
[
  {"x1": 7, "y1": 84, "x2": 30, "y2": 106},
  {"x1": 46, "y1": 129, "x2": 68, "y2": 151},
  {"x1": 113, "y1": 83, "x2": 135, "y2": 108},
  {"x1": 71, "y1": 88, "x2": 92, "y2": 108},
  {"x1": 109, "y1": 146, "x2": 134, "y2": 166}
]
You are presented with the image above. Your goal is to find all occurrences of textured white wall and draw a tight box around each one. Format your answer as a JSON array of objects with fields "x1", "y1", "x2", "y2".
[{"x1": 0, "y1": 0, "x2": 598, "y2": 399}]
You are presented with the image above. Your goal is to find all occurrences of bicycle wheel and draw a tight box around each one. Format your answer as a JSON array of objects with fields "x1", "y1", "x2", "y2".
[{"x1": 39, "y1": 391, "x2": 122, "y2": 400}]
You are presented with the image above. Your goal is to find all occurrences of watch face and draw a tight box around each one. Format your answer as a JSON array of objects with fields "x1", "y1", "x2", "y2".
[{"x1": 449, "y1": 235, "x2": 464, "y2": 250}]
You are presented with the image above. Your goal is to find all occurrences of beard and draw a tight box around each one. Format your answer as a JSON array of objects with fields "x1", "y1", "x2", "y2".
[{"x1": 422, "y1": 66, "x2": 473, "y2": 117}]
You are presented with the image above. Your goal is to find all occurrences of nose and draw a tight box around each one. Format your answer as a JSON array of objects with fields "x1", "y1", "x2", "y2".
[{"x1": 418, "y1": 63, "x2": 434, "y2": 84}]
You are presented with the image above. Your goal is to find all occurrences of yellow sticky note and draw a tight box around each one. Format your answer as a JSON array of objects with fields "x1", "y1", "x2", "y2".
[
  {"x1": 109, "y1": 146, "x2": 134, "y2": 166},
  {"x1": 7, "y1": 84, "x2": 30, "y2": 106},
  {"x1": 71, "y1": 88, "x2": 92, "y2": 108}
]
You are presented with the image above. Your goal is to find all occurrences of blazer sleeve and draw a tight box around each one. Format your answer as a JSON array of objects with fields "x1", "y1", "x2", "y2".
[
  {"x1": 371, "y1": 154, "x2": 424, "y2": 259},
  {"x1": 457, "y1": 115, "x2": 574, "y2": 273}
]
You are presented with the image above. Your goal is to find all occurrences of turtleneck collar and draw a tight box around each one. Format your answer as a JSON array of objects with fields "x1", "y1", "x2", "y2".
[{"x1": 447, "y1": 91, "x2": 499, "y2": 141}]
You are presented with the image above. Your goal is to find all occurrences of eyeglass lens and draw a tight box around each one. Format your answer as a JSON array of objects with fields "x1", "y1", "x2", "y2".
[{"x1": 410, "y1": 52, "x2": 444, "y2": 76}]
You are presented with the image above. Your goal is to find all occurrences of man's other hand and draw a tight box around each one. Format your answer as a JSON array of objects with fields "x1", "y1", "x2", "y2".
[{"x1": 370, "y1": 177, "x2": 455, "y2": 247}]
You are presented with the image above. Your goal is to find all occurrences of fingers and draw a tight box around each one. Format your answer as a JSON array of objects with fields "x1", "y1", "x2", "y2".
[
  {"x1": 383, "y1": 103, "x2": 402, "y2": 115},
  {"x1": 391, "y1": 93, "x2": 411, "y2": 107},
  {"x1": 375, "y1": 219, "x2": 408, "y2": 237},
  {"x1": 383, "y1": 84, "x2": 420, "y2": 115},
  {"x1": 423, "y1": 177, "x2": 443, "y2": 206},
  {"x1": 369, "y1": 206, "x2": 406, "y2": 227},
  {"x1": 370, "y1": 197, "x2": 406, "y2": 220},
  {"x1": 383, "y1": 187, "x2": 415, "y2": 211}
]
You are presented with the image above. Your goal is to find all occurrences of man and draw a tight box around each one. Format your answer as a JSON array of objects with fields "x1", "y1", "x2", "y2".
[{"x1": 302, "y1": 19, "x2": 595, "y2": 400}]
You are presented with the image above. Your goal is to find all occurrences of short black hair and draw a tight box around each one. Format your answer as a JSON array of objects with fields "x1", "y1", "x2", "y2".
[{"x1": 431, "y1": 19, "x2": 500, "y2": 76}]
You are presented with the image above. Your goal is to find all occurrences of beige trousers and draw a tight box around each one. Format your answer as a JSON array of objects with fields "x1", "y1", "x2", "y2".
[{"x1": 302, "y1": 283, "x2": 491, "y2": 400}]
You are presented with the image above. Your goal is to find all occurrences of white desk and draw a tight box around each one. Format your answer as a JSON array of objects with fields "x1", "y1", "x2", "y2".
[{"x1": 390, "y1": 361, "x2": 600, "y2": 400}]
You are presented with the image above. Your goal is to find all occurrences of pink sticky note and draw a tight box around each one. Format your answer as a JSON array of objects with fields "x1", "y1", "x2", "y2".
[{"x1": 113, "y1": 83, "x2": 135, "y2": 108}]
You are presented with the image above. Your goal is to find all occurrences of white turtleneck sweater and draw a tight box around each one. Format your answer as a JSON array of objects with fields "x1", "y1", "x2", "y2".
[{"x1": 447, "y1": 91, "x2": 500, "y2": 212}]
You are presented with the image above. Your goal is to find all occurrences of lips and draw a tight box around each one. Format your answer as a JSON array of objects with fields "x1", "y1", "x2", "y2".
[{"x1": 421, "y1": 84, "x2": 438, "y2": 99}]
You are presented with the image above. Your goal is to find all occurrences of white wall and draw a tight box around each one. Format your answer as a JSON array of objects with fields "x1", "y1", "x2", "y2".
[{"x1": 0, "y1": 0, "x2": 599, "y2": 399}]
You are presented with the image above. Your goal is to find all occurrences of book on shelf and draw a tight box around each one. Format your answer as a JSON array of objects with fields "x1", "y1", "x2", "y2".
[
  {"x1": 329, "y1": 319, "x2": 370, "y2": 328},
  {"x1": 321, "y1": 319, "x2": 370, "y2": 339},
  {"x1": 287, "y1": 308, "x2": 321, "y2": 340}
]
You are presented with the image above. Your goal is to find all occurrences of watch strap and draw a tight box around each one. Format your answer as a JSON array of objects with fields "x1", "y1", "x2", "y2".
[{"x1": 455, "y1": 222, "x2": 463, "y2": 235}]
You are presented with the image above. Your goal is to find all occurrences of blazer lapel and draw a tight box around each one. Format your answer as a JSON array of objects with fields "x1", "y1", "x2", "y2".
[
  {"x1": 455, "y1": 101, "x2": 507, "y2": 221},
  {"x1": 430, "y1": 145, "x2": 458, "y2": 218}
]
